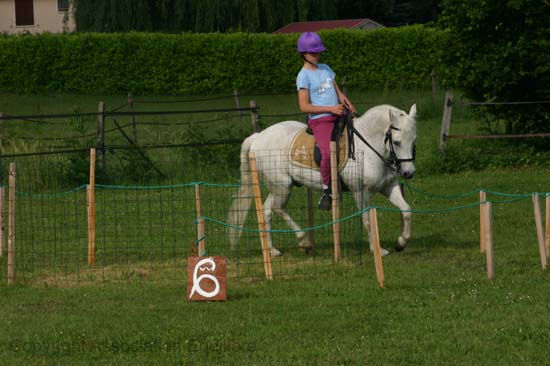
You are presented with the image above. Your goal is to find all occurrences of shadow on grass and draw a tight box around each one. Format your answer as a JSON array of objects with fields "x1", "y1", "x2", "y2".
[{"x1": 384, "y1": 233, "x2": 478, "y2": 255}]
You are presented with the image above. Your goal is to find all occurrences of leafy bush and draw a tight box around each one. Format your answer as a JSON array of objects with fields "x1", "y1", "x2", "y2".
[
  {"x1": 437, "y1": 0, "x2": 550, "y2": 134},
  {"x1": 0, "y1": 28, "x2": 446, "y2": 95}
]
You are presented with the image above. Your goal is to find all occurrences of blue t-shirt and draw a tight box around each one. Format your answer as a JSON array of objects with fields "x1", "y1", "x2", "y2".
[{"x1": 296, "y1": 64, "x2": 338, "y2": 120}]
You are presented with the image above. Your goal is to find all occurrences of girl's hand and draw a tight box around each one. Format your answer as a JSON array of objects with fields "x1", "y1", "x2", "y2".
[
  {"x1": 331, "y1": 104, "x2": 345, "y2": 115},
  {"x1": 341, "y1": 98, "x2": 356, "y2": 114}
]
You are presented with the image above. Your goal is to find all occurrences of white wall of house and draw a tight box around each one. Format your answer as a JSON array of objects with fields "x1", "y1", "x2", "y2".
[{"x1": 0, "y1": 0, "x2": 75, "y2": 34}]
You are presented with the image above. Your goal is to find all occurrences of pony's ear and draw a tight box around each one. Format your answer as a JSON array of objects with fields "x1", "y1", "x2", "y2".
[{"x1": 409, "y1": 104, "x2": 417, "y2": 118}]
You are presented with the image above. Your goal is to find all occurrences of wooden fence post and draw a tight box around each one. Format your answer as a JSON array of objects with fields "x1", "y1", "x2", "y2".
[
  {"x1": 341, "y1": 76, "x2": 348, "y2": 96},
  {"x1": 96, "y1": 101, "x2": 106, "y2": 171},
  {"x1": 128, "y1": 93, "x2": 137, "y2": 144},
  {"x1": 249, "y1": 152, "x2": 273, "y2": 280},
  {"x1": 0, "y1": 186, "x2": 4, "y2": 257},
  {"x1": 307, "y1": 188, "x2": 315, "y2": 250},
  {"x1": 431, "y1": 70, "x2": 438, "y2": 94},
  {"x1": 233, "y1": 89, "x2": 243, "y2": 121},
  {"x1": 195, "y1": 184, "x2": 205, "y2": 256},
  {"x1": 484, "y1": 202, "x2": 494, "y2": 280},
  {"x1": 532, "y1": 193, "x2": 547, "y2": 269},
  {"x1": 368, "y1": 208, "x2": 385, "y2": 288},
  {"x1": 439, "y1": 90, "x2": 454, "y2": 150},
  {"x1": 480, "y1": 190, "x2": 486, "y2": 253},
  {"x1": 330, "y1": 141, "x2": 341, "y2": 261},
  {"x1": 7, "y1": 163, "x2": 16, "y2": 284},
  {"x1": 250, "y1": 100, "x2": 260, "y2": 133},
  {"x1": 546, "y1": 195, "x2": 550, "y2": 259},
  {"x1": 87, "y1": 148, "x2": 96, "y2": 266}
]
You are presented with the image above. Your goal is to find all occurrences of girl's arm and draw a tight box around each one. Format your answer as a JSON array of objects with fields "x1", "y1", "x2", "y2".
[
  {"x1": 298, "y1": 88, "x2": 345, "y2": 115},
  {"x1": 333, "y1": 80, "x2": 356, "y2": 113}
]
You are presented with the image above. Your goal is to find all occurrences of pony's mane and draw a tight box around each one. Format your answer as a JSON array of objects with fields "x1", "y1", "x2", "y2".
[{"x1": 355, "y1": 104, "x2": 406, "y2": 135}]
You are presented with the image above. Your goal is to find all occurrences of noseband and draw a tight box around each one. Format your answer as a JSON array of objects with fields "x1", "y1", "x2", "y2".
[{"x1": 384, "y1": 126, "x2": 416, "y2": 170}]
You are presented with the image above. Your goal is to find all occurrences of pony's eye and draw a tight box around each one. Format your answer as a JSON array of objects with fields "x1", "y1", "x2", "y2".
[{"x1": 393, "y1": 141, "x2": 401, "y2": 147}]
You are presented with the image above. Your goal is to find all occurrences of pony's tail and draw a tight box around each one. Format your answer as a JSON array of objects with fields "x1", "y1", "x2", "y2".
[{"x1": 227, "y1": 133, "x2": 257, "y2": 249}]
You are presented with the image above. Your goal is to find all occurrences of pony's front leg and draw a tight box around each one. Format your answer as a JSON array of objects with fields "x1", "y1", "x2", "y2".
[
  {"x1": 383, "y1": 181, "x2": 412, "y2": 252},
  {"x1": 353, "y1": 189, "x2": 390, "y2": 256}
]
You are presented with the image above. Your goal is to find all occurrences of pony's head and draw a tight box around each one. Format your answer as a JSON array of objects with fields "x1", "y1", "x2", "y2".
[{"x1": 385, "y1": 104, "x2": 417, "y2": 179}]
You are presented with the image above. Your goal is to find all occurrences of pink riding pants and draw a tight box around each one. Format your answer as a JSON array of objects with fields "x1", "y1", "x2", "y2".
[{"x1": 308, "y1": 114, "x2": 338, "y2": 186}]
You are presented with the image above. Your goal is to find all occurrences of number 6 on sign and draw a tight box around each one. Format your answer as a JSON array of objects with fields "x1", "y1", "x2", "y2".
[{"x1": 187, "y1": 256, "x2": 227, "y2": 301}]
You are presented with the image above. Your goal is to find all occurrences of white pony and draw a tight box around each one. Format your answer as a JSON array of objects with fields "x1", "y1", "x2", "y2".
[{"x1": 228, "y1": 104, "x2": 417, "y2": 256}]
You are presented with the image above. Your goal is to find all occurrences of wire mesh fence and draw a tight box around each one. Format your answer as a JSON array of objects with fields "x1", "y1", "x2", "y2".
[
  {"x1": 1, "y1": 146, "x2": 549, "y2": 287},
  {"x1": 2, "y1": 89, "x2": 549, "y2": 288},
  {"x1": 0, "y1": 147, "x2": 367, "y2": 287},
  {"x1": 440, "y1": 92, "x2": 550, "y2": 149},
  {"x1": 0, "y1": 145, "x2": 244, "y2": 191}
]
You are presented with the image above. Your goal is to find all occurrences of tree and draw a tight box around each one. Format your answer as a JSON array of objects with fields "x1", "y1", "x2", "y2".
[
  {"x1": 259, "y1": 0, "x2": 296, "y2": 32},
  {"x1": 75, "y1": 0, "x2": 152, "y2": 32},
  {"x1": 74, "y1": 0, "x2": 443, "y2": 33},
  {"x1": 438, "y1": 0, "x2": 550, "y2": 134},
  {"x1": 388, "y1": 0, "x2": 440, "y2": 26},
  {"x1": 336, "y1": 0, "x2": 393, "y2": 22}
]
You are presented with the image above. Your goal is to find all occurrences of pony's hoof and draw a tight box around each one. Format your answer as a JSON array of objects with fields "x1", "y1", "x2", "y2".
[
  {"x1": 395, "y1": 236, "x2": 408, "y2": 252},
  {"x1": 298, "y1": 238, "x2": 313, "y2": 255},
  {"x1": 372, "y1": 247, "x2": 390, "y2": 256},
  {"x1": 270, "y1": 248, "x2": 282, "y2": 257},
  {"x1": 395, "y1": 243, "x2": 406, "y2": 252}
]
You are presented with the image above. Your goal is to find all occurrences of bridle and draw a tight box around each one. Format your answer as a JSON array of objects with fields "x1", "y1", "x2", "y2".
[
  {"x1": 384, "y1": 126, "x2": 416, "y2": 172},
  {"x1": 350, "y1": 115, "x2": 416, "y2": 173}
]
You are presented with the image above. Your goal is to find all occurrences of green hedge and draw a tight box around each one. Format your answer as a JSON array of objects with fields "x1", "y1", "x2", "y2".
[{"x1": 0, "y1": 26, "x2": 447, "y2": 95}]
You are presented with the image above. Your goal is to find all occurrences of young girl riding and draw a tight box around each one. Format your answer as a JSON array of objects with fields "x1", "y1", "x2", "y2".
[{"x1": 296, "y1": 32, "x2": 356, "y2": 210}]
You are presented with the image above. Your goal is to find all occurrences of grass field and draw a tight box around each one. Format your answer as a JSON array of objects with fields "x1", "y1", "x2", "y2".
[{"x1": 1, "y1": 89, "x2": 550, "y2": 365}]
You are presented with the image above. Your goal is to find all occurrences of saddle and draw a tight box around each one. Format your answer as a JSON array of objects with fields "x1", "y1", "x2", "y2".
[{"x1": 289, "y1": 114, "x2": 355, "y2": 171}]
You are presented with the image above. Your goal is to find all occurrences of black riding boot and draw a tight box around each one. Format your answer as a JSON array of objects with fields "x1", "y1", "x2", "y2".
[{"x1": 319, "y1": 187, "x2": 332, "y2": 211}]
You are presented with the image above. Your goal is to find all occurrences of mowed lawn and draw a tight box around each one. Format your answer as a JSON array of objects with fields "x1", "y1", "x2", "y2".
[
  {"x1": 1, "y1": 90, "x2": 550, "y2": 365},
  {"x1": 1, "y1": 167, "x2": 550, "y2": 366}
]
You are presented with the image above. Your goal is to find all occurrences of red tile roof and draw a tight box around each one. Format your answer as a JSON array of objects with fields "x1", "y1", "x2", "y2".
[{"x1": 273, "y1": 18, "x2": 384, "y2": 34}]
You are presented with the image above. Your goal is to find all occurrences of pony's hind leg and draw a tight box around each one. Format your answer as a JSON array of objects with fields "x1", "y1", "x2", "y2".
[
  {"x1": 383, "y1": 181, "x2": 412, "y2": 252},
  {"x1": 272, "y1": 207, "x2": 312, "y2": 255},
  {"x1": 264, "y1": 190, "x2": 312, "y2": 255},
  {"x1": 262, "y1": 193, "x2": 281, "y2": 257}
]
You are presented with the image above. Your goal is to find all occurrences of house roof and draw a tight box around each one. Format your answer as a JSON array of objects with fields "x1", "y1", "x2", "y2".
[{"x1": 273, "y1": 18, "x2": 384, "y2": 34}]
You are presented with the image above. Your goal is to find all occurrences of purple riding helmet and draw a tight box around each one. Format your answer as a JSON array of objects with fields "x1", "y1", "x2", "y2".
[{"x1": 297, "y1": 32, "x2": 326, "y2": 53}]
